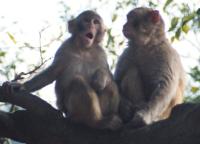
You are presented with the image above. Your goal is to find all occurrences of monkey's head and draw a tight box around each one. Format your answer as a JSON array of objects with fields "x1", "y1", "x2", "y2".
[
  {"x1": 68, "y1": 10, "x2": 106, "y2": 48},
  {"x1": 123, "y1": 7, "x2": 165, "y2": 46}
]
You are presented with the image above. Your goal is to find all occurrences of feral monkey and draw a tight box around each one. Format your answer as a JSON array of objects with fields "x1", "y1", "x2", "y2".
[
  {"x1": 114, "y1": 7, "x2": 185, "y2": 127},
  {"x1": 11, "y1": 11, "x2": 121, "y2": 130}
]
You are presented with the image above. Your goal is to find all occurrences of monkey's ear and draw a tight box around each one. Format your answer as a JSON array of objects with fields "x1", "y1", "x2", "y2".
[
  {"x1": 149, "y1": 10, "x2": 160, "y2": 23},
  {"x1": 102, "y1": 24, "x2": 107, "y2": 33},
  {"x1": 68, "y1": 19, "x2": 76, "y2": 34}
]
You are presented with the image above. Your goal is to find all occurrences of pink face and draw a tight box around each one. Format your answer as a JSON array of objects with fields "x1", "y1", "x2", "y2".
[
  {"x1": 68, "y1": 11, "x2": 105, "y2": 48},
  {"x1": 79, "y1": 18, "x2": 102, "y2": 48}
]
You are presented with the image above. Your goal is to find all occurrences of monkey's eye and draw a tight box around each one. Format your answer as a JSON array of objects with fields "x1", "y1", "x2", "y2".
[{"x1": 94, "y1": 19, "x2": 100, "y2": 24}]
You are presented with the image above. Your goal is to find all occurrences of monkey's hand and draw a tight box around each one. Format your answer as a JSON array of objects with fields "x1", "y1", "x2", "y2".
[
  {"x1": 119, "y1": 98, "x2": 135, "y2": 123},
  {"x1": 91, "y1": 69, "x2": 110, "y2": 94},
  {"x1": 105, "y1": 115, "x2": 122, "y2": 130},
  {"x1": 0, "y1": 81, "x2": 24, "y2": 101},
  {"x1": 127, "y1": 112, "x2": 147, "y2": 129},
  {"x1": 121, "y1": 113, "x2": 146, "y2": 137},
  {"x1": 121, "y1": 103, "x2": 150, "y2": 130},
  {"x1": 125, "y1": 106, "x2": 152, "y2": 129}
]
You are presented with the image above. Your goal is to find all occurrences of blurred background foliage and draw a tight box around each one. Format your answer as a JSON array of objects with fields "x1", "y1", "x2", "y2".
[{"x1": 0, "y1": 0, "x2": 200, "y2": 143}]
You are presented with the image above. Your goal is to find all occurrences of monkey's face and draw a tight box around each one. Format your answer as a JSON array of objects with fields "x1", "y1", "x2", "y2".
[
  {"x1": 123, "y1": 7, "x2": 164, "y2": 45},
  {"x1": 68, "y1": 11, "x2": 106, "y2": 48}
]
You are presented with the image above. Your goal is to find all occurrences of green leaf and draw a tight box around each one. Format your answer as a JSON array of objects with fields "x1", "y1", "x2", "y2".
[
  {"x1": 42, "y1": 50, "x2": 46, "y2": 53},
  {"x1": 109, "y1": 49, "x2": 117, "y2": 55},
  {"x1": 148, "y1": 1, "x2": 158, "y2": 8},
  {"x1": 0, "y1": 51, "x2": 6, "y2": 57},
  {"x1": 182, "y1": 24, "x2": 190, "y2": 33},
  {"x1": 191, "y1": 86, "x2": 199, "y2": 93},
  {"x1": 163, "y1": 0, "x2": 173, "y2": 11},
  {"x1": 168, "y1": 17, "x2": 179, "y2": 32},
  {"x1": 182, "y1": 12, "x2": 196, "y2": 26},
  {"x1": 7, "y1": 32, "x2": 17, "y2": 44},
  {"x1": 170, "y1": 36, "x2": 175, "y2": 42},
  {"x1": 175, "y1": 28, "x2": 181, "y2": 40},
  {"x1": 125, "y1": 0, "x2": 132, "y2": 6},
  {"x1": 112, "y1": 14, "x2": 117, "y2": 22},
  {"x1": 10, "y1": 63, "x2": 16, "y2": 69},
  {"x1": 190, "y1": 66, "x2": 200, "y2": 82},
  {"x1": 119, "y1": 40, "x2": 124, "y2": 46},
  {"x1": 197, "y1": 8, "x2": 200, "y2": 15}
]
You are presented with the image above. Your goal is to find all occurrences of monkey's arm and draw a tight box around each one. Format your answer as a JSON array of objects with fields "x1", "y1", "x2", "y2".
[
  {"x1": 91, "y1": 68, "x2": 111, "y2": 93},
  {"x1": 135, "y1": 72, "x2": 178, "y2": 124},
  {"x1": 23, "y1": 45, "x2": 70, "y2": 92},
  {"x1": 23, "y1": 51, "x2": 68, "y2": 93},
  {"x1": 91, "y1": 48, "x2": 114, "y2": 93},
  {"x1": 23, "y1": 65, "x2": 58, "y2": 92},
  {"x1": 114, "y1": 49, "x2": 131, "y2": 86}
]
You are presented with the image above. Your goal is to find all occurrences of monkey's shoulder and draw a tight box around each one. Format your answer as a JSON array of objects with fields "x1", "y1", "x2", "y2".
[
  {"x1": 54, "y1": 40, "x2": 72, "y2": 57},
  {"x1": 94, "y1": 46, "x2": 107, "y2": 58},
  {"x1": 144, "y1": 41, "x2": 180, "y2": 61},
  {"x1": 114, "y1": 48, "x2": 136, "y2": 80}
]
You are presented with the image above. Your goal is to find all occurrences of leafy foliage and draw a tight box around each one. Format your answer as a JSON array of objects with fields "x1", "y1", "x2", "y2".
[
  {"x1": 185, "y1": 66, "x2": 200, "y2": 103},
  {"x1": 164, "y1": 2, "x2": 200, "y2": 41},
  {"x1": 190, "y1": 66, "x2": 200, "y2": 82}
]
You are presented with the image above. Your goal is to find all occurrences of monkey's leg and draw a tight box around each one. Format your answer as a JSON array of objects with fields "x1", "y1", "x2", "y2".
[
  {"x1": 95, "y1": 82, "x2": 122, "y2": 130},
  {"x1": 65, "y1": 78, "x2": 121, "y2": 130},
  {"x1": 160, "y1": 82, "x2": 184, "y2": 119},
  {"x1": 91, "y1": 68, "x2": 110, "y2": 94},
  {"x1": 121, "y1": 68, "x2": 145, "y2": 103},
  {"x1": 66, "y1": 76, "x2": 103, "y2": 126},
  {"x1": 119, "y1": 68, "x2": 145, "y2": 123},
  {"x1": 66, "y1": 77, "x2": 121, "y2": 130}
]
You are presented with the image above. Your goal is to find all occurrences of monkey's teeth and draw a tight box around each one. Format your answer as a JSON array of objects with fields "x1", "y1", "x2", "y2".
[{"x1": 86, "y1": 33, "x2": 93, "y2": 39}]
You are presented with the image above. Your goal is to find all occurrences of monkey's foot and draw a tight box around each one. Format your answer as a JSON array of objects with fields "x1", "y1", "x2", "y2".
[
  {"x1": 104, "y1": 115, "x2": 123, "y2": 130},
  {"x1": 125, "y1": 113, "x2": 147, "y2": 130}
]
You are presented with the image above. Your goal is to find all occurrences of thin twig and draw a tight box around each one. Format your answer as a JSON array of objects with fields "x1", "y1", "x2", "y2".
[{"x1": 12, "y1": 58, "x2": 51, "y2": 82}]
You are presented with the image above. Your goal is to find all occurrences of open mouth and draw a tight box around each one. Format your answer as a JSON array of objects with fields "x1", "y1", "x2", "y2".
[{"x1": 85, "y1": 32, "x2": 94, "y2": 39}]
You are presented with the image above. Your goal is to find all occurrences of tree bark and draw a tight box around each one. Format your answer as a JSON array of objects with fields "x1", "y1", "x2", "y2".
[{"x1": 0, "y1": 86, "x2": 200, "y2": 144}]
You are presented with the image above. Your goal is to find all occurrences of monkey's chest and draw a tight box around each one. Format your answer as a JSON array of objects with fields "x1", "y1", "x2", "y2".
[
  {"x1": 59, "y1": 57, "x2": 103, "y2": 85},
  {"x1": 71, "y1": 61, "x2": 97, "y2": 76}
]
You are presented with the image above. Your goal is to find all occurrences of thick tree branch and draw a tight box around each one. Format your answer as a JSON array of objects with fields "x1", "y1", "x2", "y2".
[
  {"x1": 0, "y1": 86, "x2": 62, "y2": 118},
  {"x1": 0, "y1": 85, "x2": 200, "y2": 144}
]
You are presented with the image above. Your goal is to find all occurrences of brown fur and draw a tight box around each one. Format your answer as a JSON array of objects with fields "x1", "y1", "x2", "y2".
[
  {"x1": 22, "y1": 10, "x2": 121, "y2": 130},
  {"x1": 114, "y1": 7, "x2": 185, "y2": 126}
]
